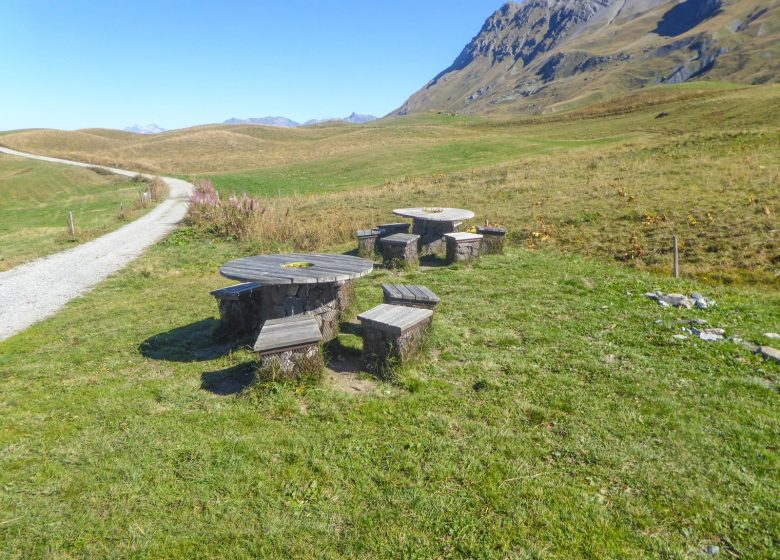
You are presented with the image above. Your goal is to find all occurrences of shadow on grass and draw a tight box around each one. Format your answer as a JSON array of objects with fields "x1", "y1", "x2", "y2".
[
  {"x1": 201, "y1": 362, "x2": 256, "y2": 395},
  {"x1": 419, "y1": 254, "x2": 448, "y2": 268},
  {"x1": 139, "y1": 318, "x2": 241, "y2": 362},
  {"x1": 324, "y1": 324, "x2": 364, "y2": 374}
]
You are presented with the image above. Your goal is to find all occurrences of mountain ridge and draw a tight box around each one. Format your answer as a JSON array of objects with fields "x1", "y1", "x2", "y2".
[
  {"x1": 394, "y1": 0, "x2": 780, "y2": 115},
  {"x1": 124, "y1": 124, "x2": 166, "y2": 134},
  {"x1": 223, "y1": 112, "x2": 377, "y2": 127}
]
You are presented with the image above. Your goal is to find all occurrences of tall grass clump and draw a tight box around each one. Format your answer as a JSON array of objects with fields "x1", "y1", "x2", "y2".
[
  {"x1": 186, "y1": 179, "x2": 357, "y2": 250},
  {"x1": 149, "y1": 176, "x2": 169, "y2": 202}
]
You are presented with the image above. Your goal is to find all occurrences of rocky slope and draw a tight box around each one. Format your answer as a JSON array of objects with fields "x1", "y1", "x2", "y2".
[{"x1": 394, "y1": 0, "x2": 780, "y2": 115}]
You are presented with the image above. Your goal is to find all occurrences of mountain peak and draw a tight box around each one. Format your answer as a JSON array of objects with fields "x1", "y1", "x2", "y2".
[
  {"x1": 394, "y1": 0, "x2": 779, "y2": 116},
  {"x1": 124, "y1": 124, "x2": 165, "y2": 134}
]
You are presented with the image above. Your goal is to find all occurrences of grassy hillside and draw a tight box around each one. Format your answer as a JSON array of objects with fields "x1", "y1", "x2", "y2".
[
  {"x1": 1, "y1": 84, "x2": 777, "y2": 283},
  {"x1": 0, "y1": 83, "x2": 773, "y2": 179},
  {"x1": 0, "y1": 154, "x2": 155, "y2": 271}
]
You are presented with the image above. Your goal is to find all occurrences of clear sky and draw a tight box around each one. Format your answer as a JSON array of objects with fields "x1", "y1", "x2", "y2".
[{"x1": 0, "y1": 0, "x2": 504, "y2": 131}]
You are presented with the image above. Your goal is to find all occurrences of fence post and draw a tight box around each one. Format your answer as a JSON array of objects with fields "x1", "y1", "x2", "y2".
[
  {"x1": 673, "y1": 235, "x2": 679, "y2": 278},
  {"x1": 67, "y1": 211, "x2": 75, "y2": 237}
]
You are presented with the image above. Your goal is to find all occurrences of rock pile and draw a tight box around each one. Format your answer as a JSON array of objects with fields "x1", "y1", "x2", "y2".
[
  {"x1": 645, "y1": 292, "x2": 780, "y2": 362},
  {"x1": 644, "y1": 291, "x2": 716, "y2": 309}
]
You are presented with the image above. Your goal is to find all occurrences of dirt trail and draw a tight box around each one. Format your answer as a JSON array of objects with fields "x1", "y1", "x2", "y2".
[{"x1": 0, "y1": 147, "x2": 193, "y2": 342}]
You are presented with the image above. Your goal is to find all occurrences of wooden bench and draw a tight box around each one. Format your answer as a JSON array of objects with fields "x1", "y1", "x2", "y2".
[
  {"x1": 358, "y1": 304, "x2": 433, "y2": 372},
  {"x1": 382, "y1": 284, "x2": 440, "y2": 310},
  {"x1": 356, "y1": 228, "x2": 381, "y2": 257},
  {"x1": 476, "y1": 226, "x2": 506, "y2": 254},
  {"x1": 210, "y1": 282, "x2": 262, "y2": 337},
  {"x1": 444, "y1": 232, "x2": 483, "y2": 263},
  {"x1": 253, "y1": 315, "x2": 323, "y2": 380},
  {"x1": 377, "y1": 222, "x2": 410, "y2": 238},
  {"x1": 379, "y1": 233, "x2": 420, "y2": 269}
]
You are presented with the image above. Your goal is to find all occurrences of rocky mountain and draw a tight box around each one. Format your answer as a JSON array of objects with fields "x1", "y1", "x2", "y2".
[
  {"x1": 343, "y1": 112, "x2": 377, "y2": 124},
  {"x1": 124, "y1": 124, "x2": 165, "y2": 134},
  {"x1": 224, "y1": 113, "x2": 377, "y2": 127},
  {"x1": 394, "y1": 0, "x2": 780, "y2": 115}
]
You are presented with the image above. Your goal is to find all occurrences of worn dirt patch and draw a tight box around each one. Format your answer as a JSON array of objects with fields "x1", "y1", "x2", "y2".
[{"x1": 325, "y1": 367, "x2": 378, "y2": 395}]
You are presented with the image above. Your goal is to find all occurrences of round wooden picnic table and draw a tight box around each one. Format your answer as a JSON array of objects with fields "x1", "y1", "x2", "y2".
[
  {"x1": 392, "y1": 207, "x2": 475, "y2": 254},
  {"x1": 392, "y1": 207, "x2": 475, "y2": 222},
  {"x1": 220, "y1": 253, "x2": 373, "y2": 340},
  {"x1": 221, "y1": 252, "x2": 373, "y2": 285}
]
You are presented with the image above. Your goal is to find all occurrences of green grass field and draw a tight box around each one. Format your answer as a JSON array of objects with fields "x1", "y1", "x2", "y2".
[
  {"x1": 0, "y1": 154, "x2": 154, "y2": 271},
  {"x1": 0, "y1": 237, "x2": 777, "y2": 558}
]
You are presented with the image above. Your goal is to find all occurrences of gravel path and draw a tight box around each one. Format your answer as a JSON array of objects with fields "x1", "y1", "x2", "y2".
[{"x1": 0, "y1": 147, "x2": 194, "y2": 342}]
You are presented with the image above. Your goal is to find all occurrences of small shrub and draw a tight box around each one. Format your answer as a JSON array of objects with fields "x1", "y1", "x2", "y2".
[
  {"x1": 88, "y1": 166, "x2": 115, "y2": 176},
  {"x1": 149, "y1": 177, "x2": 169, "y2": 202}
]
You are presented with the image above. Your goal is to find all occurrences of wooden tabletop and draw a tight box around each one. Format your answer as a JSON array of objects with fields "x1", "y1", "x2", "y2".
[
  {"x1": 220, "y1": 253, "x2": 373, "y2": 285},
  {"x1": 393, "y1": 207, "x2": 475, "y2": 222}
]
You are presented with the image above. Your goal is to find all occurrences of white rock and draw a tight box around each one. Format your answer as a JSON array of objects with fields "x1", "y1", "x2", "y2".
[
  {"x1": 764, "y1": 332, "x2": 780, "y2": 340},
  {"x1": 660, "y1": 294, "x2": 693, "y2": 308},
  {"x1": 758, "y1": 346, "x2": 780, "y2": 363},
  {"x1": 699, "y1": 333, "x2": 724, "y2": 342}
]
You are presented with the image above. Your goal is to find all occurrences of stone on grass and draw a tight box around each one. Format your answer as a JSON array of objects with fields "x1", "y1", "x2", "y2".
[
  {"x1": 764, "y1": 332, "x2": 780, "y2": 340},
  {"x1": 660, "y1": 293, "x2": 693, "y2": 309},
  {"x1": 705, "y1": 544, "x2": 720, "y2": 556},
  {"x1": 645, "y1": 291, "x2": 715, "y2": 309},
  {"x1": 757, "y1": 346, "x2": 780, "y2": 363},
  {"x1": 692, "y1": 327, "x2": 725, "y2": 342}
]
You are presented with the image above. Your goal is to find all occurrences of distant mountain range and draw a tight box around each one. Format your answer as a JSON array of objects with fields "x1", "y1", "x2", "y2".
[
  {"x1": 223, "y1": 112, "x2": 377, "y2": 127},
  {"x1": 394, "y1": 0, "x2": 780, "y2": 115},
  {"x1": 124, "y1": 124, "x2": 166, "y2": 134},
  {"x1": 124, "y1": 113, "x2": 377, "y2": 133}
]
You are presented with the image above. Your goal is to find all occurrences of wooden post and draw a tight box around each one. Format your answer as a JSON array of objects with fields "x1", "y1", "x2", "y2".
[
  {"x1": 67, "y1": 211, "x2": 75, "y2": 237},
  {"x1": 673, "y1": 235, "x2": 679, "y2": 278}
]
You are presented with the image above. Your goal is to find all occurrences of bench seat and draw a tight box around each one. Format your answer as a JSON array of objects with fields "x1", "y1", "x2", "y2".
[
  {"x1": 210, "y1": 282, "x2": 263, "y2": 337},
  {"x1": 253, "y1": 315, "x2": 323, "y2": 380},
  {"x1": 382, "y1": 284, "x2": 440, "y2": 310},
  {"x1": 358, "y1": 304, "x2": 433, "y2": 373},
  {"x1": 379, "y1": 233, "x2": 420, "y2": 269},
  {"x1": 210, "y1": 282, "x2": 261, "y2": 301},
  {"x1": 444, "y1": 232, "x2": 483, "y2": 263}
]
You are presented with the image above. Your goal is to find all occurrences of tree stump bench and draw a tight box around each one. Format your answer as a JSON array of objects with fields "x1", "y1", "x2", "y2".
[
  {"x1": 356, "y1": 228, "x2": 381, "y2": 257},
  {"x1": 476, "y1": 226, "x2": 506, "y2": 254},
  {"x1": 253, "y1": 315, "x2": 323, "y2": 380},
  {"x1": 380, "y1": 233, "x2": 420, "y2": 269},
  {"x1": 210, "y1": 282, "x2": 263, "y2": 337},
  {"x1": 382, "y1": 284, "x2": 440, "y2": 310},
  {"x1": 445, "y1": 232, "x2": 483, "y2": 264},
  {"x1": 358, "y1": 304, "x2": 433, "y2": 373}
]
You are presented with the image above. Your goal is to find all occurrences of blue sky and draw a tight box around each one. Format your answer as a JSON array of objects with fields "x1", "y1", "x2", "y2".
[{"x1": 0, "y1": 1, "x2": 503, "y2": 131}]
